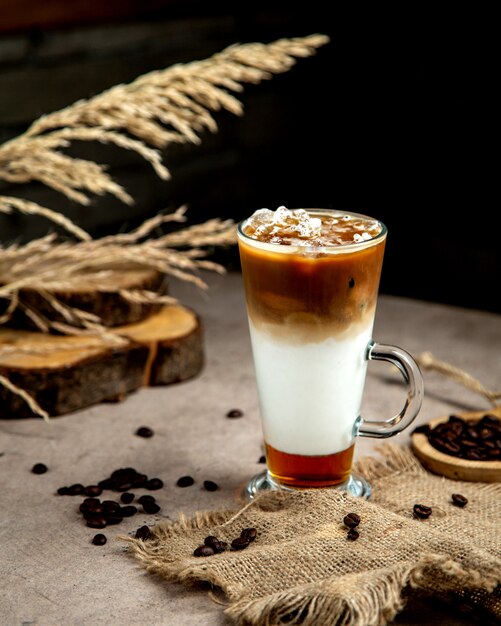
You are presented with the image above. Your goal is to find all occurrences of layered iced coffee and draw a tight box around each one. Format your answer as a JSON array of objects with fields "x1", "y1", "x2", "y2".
[{"x1": 238, "y1": 207, "x2": 386, "y2": 488}]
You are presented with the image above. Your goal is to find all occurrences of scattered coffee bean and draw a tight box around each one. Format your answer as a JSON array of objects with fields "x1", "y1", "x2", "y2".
[
  {"x1": 204, "y1": 535, "x2": 219, "y2": 547},
  {"x1": 105, "y1": 514, "x2": 123, "y2": 525},
  {"x1": 120, "y1": 492, "x2": 135, "y2": 504},
  {"x1": 194, "y1": 545, "x2": 215, "y2": 557},
  {"x1": 137, "y1": 494, "x2": 155, "y2": 505},
  {"x1": 231, "y1": 536, "x2": 250, "y2": 550},
  {"x1": 82, "y1": 503, "x2": 104, "y2": 517},
  {"x1": 413, "y1": 504, "x2": 432, "y2": 519},
  {"x1": 57, "y1": 486, "x2": 70, "y2": 495},
  {"x1": 214, "y1": 541, "x2": 228, "y2": 553},
  {"x1": 135, "y1": 525, "x2": 153, "y2": 541},
  {"x1": 347, "y1": 528, "x2": 360, "y2": 541},
  {"x1": 226, "y1": 409, "x2": 243, "y2": 418},
  {"x1": 240, "y1": 527, "x2": 257, "y2": 542},
  {"x1": 87, "y1": 517, "x2": 107, "y2": 529},
  {"x1": 92, "y1": 533, "x2": 107, "y2": 546},
  {"x1": 80, "y1": 497, "x2": 100, "y2": 513},
  {"x1": 451, "y1": 493, "x2": 468, "y2": 508},
  {"x1": 203, "y1": 480, "x2": 218, "y2": 492},
  {"x1": 142, "y1": 501, "x2": 160, "y2": 514},
  {"x1": 31, "y1": 463, "x2": 48, "y2": 474},
  {"x1": 176, "y1": 476, "x2": 195, "y2": 488},
  {"x1": 421, "y1": 414, "x2": 501, "y2": 461},
  {"x1": 115, "y1": 481, "x2": 133, "y2": 493},
  {"x1": 258, "y1": 455, "x2": 266, "y2": 464},
  {"x1": 102, "y1": 500, "x2": 120, "y2": 513},
  {"x1": 120, "y1": 505, "x2": 138, "y2": 517},
  {"x1": 343, "y1": 512, "x2": 361, "y2": 528},
  {"x1": 146, "y1": 478, "x2": 163, "y2": 490},
  {"x1": 84, "y1": 485, "x2": 102, "y2": 497},
  {"x1": 136, "y1": 426, "x2": 154, "y2": 438},
  {"x1": 68, "y1": 483, "x2": 85, "y2": 496}
]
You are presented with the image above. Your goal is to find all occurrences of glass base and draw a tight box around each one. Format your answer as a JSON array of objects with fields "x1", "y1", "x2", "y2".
[{"x1": 245, "y1": 470, "x2": 372, "y2": 501}]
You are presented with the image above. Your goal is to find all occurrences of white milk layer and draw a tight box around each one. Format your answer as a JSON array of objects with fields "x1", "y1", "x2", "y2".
[{"x1": 249, "y1": 321, "x2": 373, "y2": 456}]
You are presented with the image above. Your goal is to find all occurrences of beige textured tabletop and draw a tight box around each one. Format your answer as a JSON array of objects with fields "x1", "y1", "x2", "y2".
[{"x1": 1, "y1": 272, "x2": 500, "y2": 626}]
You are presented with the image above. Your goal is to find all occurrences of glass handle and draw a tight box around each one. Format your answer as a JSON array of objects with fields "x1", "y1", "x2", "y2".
[{"x1": 358, "y1": 341, "x2": 424, "y2": 438}]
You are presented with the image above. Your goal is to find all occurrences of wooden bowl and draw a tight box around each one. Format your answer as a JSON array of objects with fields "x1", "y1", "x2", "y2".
[{"x1": 411, "y1": 406, "x2": 501, "y2": 482}]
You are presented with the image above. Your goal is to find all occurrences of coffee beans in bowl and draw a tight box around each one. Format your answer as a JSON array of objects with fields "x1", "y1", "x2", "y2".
[{"x1": 411, "y1": 410, "x2": 501, "y2": 482}]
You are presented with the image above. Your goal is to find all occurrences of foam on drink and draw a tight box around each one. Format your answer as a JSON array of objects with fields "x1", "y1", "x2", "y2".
[{"x1": 238, "y1": 206, "x2": 386, "y2": 487}]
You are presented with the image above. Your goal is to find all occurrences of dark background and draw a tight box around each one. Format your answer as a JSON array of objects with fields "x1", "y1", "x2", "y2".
[{"x1": 0, "y1": 2, "x2": 497, "y2": 312}]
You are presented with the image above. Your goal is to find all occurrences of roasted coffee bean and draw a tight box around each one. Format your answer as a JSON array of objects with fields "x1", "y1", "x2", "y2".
[
  {"x1": 121, "y1": 505, "x2": 138, "y2": 517},
  {"x1": 57, "y1": 486, "x2": 70, "y2": 495},
  {"x1": 413, "y1": 504, "x2": 432, "y2": 519},
  {"x1": 82, "y1": 504, "x2": 104, "y2": 518},
  {"x1": 135, "y1": 426, "x2": 154, "y2": 438},
  {"x1": 347, "y1": 528, "x2": 360, "y2": 541},
  {"x1": 343, "y1": 513, "x2": 361, "y2": 528},
  {"x1": 68, "y1": 483, "x2": 85, "y2": 496},
  {"x1": 142, "y1": 501, "x2": 160, "y2": 514},
  {"x1": 84, "y1": 485, "x2": 102, "y2": 497},
  {"x1": 120, "y1": 492, "x2": 135, "y2": 504},
  {"x1": 92, "y1": 533, "x2": 107, "y2": 546},
  {"x1": 86, "y1": 517, "x2": 107, "y2": 529},
  {"x1": 226, "y1": 409, "x2": 243, "y2": 418},
  {"x1": 213, "y1": 541, "x2": 228, "y2": 553},
  {"x1": 451, "y1": 493, "x2": 468, "y2": 507},
  {"x1": 194, "y1": 545, "x2": 214, "y2": 557},
  {"x1": 465, "y1": 448, "x2": 486, "y2": 461},
  {"x1": 146, "y1": 478, "x2": 163, "y2": 490},
  {"x1": 442, "y1": 440, "x2": 461, "y2": 455},
  {"x1": 102, "y1": 500, "x2": 120, "y2": 512},
  {"x1": 97, "y1": 478, "x2": 114, "y2": 490},
  {"x1": 105, "y1": 514, "x2": 123, "y2": 525},
  {"x1": 258, "y1": 455, "x2": 266, "y2": 464},
  {"x1": 412, "y1": 424, "x2": 430, "y2": 435},
  {"x1": 137, "y1": 494, "x2": 155, "y2": 505},
  {"x1": 176, "y1": 476, "x2": 194, "y2": 488},
  {"x1": 31, "y1": 463, "x2": 48, "y2": 474},
  {"x1": 203, "y1": 480, "x2": 218, "y2": 492},
  {"x1": 481, "y1": 414, "x2": 501, "y2": 427},
  {"x1": 203, "y1": 535, "x2": 218, "y2": 546},
  {"x1": 131, "y1": 473, "x2": 148, "y2": 488},
  {"x1": 240, "y1": 527, "x2": 257, "y2": 542},
  {"x1": 135, "y1": 525, "x2": 152, "y2": 541},
  {"x1": 231, "y1": 536, "x2": 250, "y2": 550},
  {"x1": 79, "y1": 498, "x2": 100, "y2": 513},
  {"x1": 115, "y1": 481, "x2": 133, "y2": 493}
]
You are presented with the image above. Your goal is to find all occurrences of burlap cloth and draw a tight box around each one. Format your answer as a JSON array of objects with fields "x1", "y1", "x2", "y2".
[{"x1": 122, "y1": 445, "x2": 501, "y2": 625}]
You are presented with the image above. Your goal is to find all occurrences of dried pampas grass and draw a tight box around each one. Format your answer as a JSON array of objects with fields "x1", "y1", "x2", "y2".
[{"x1": 0, "y1": 34, "x2": 329, "y2": 233}]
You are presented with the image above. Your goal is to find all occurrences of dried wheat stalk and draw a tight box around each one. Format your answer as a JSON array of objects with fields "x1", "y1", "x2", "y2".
[{"x1": 0, "y1": 34, "x2": 329, "y2": 235}]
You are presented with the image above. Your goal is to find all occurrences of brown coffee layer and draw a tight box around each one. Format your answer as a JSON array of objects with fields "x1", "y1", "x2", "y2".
[{"x1": 239, "y1": 237, "x2": 385, "y2": 342}]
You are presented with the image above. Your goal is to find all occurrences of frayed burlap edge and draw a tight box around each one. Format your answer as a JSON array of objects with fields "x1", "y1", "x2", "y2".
[
  {"x1": 225, "y1": 554, "x2": 500, "y2": 626},
  {"x1": 120, "y1": 445, "x2": 501, "y2": 626}
]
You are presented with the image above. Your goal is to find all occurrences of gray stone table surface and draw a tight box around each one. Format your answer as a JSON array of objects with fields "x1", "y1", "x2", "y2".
[{"x1": 1, "y1": 272, "x2": 500, "y2": 626}]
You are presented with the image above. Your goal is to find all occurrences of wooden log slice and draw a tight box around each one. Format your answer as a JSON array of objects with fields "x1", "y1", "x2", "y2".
[
  {"x1": 0, "y1": 304, "x2": 203, "y2": 418},
  {"x1": 1, "y1": 268, "x2": 166, "y2": 329}
]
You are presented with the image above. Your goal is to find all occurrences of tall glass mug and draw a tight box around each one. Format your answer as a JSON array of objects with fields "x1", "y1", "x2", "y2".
[{"x1": 237, "y1": 207, "x2": 424, "y2": 499}]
